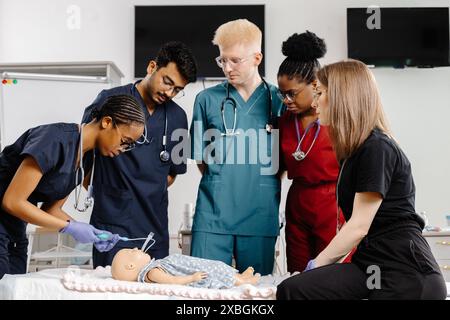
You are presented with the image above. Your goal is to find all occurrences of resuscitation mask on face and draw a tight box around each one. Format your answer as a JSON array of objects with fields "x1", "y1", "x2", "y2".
[
  {"x1": 140, "y1": 232, "x2": 156, "y2": 253},
  {"x1": 97, "y1": 231, "x2": 156, "y2": 253}
]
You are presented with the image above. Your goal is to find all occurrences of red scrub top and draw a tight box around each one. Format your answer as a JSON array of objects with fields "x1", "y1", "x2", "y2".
[{"x1": 279, "y1": 111, "x2": 339, "y2": 184}]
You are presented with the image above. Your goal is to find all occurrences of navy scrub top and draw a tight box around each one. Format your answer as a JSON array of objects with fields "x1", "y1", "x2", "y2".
[
  {"x1": 0, "y1": 123, "x2": 83, "y2": 238},
  {"x1": 81, "y1": 81, "x2": 188, "y2": 252}
]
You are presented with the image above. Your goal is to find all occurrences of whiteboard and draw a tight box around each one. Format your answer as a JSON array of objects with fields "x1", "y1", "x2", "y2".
[{"x1": 0, "y1": 76, "x2": 112, "y2": 221}]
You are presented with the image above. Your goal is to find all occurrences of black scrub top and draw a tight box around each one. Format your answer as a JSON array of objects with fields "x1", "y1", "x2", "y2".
[
  {"x1": 338, "y1": 128, "x2": 424, "y2": 236},
  {"x1": 0, "y1": 123, "x2": 82, "y2": 238},
  {"x1": 81, "y1": 81, "x2": 188, "y2": 252}
]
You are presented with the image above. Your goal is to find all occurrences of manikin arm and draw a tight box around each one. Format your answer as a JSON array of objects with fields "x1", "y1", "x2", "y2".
[{"x1": 146, "y1": 268, "x2": 207, "y2": 285}]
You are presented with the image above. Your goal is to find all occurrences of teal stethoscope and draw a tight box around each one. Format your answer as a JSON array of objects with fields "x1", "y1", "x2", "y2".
[{"x1": 221, "y1": 78, "x2": 274, "y2": 136}]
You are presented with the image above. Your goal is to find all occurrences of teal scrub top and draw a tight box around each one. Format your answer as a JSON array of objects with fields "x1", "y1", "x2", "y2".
[{"x1": 190, "y1": 81, "x2": 285, "y2": 237}]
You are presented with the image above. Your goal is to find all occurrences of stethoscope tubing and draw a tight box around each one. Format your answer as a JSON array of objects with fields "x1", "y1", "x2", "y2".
[{"x1": 221, "y1": 78, "x2": 273, "y2": 136}]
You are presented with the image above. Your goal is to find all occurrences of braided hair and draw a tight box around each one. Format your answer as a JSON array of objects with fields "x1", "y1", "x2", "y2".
[
  {"x1": 90, "y1": 95, "x2": 145, "y2": 127},
  {"x1": 278, "y1": 31, "x2": 327, "y2": 84}
]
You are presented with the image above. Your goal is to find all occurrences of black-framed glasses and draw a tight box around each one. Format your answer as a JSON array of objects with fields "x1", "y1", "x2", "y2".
[
  {"x1": 120, "y1": 139, "x2": 136, "y2": 152},
  {"x1": 115, "y1": 125, "x2": 137, "y2": 152},
  {"x1": 277, "y1": 87, "x2": 305, "y2": 102},
  {"x1": 121, "y1": 124, "x2": 151, "y2": 152}
]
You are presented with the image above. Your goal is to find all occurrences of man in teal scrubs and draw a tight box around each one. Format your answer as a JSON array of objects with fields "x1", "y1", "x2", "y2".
[{"x1": 190, "y1": 19, "x2": 284, "y2": 275}]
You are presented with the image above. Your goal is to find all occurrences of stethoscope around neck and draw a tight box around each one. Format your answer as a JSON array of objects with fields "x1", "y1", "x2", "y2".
[
  {"x1": 137, "y1": 106, "x2": 170, "y2": 162},
  {"x1": 134, "y1": 82, "x2": 170, "y2": 162},
  {"x1": 292, "y1": 117, "x2": 321, "y2": 161},
  {"x1": 221, "y1": 78, "x2": 274, "y2": 136},
  {"x1": 74, "y1": 124, "x2": 95, "y2": 212}
]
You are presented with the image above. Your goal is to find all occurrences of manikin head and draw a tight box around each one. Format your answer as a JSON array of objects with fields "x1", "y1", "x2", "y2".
[{"x1": 111, "y1": 248, "x2": 151, "y2": 281}]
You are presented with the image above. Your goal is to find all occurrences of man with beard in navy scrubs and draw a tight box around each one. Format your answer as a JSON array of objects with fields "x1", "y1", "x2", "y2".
[{"x1": 82, "y1": 42, "x2": 197, "y2": 267}]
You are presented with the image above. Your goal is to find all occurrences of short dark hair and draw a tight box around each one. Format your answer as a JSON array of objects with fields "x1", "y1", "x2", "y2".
[
  {"x1": 91, "y1": 95, "x2": 145, "y2": 127},
  {"x1": 155, "y1": 41, "x2": 197, "y2": 83}
]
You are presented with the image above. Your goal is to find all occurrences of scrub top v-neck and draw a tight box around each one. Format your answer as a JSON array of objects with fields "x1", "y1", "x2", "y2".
[
  {"x1": 81, "y1": 81, "x2": 188, "y2": 255},
  {"x1": 0, "y1": 123, "x2": 83, "y2": 237},
  {"x1": 190, "y1": 81, "x2": 285, "y2": 237}
]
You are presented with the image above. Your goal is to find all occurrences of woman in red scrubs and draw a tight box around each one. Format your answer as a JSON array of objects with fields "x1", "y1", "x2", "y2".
[{"x1": 277, "y1": 31, "x2": 347, "y2": 272}]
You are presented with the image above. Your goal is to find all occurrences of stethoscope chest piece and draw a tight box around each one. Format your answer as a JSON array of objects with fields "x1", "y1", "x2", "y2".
[
  {"x1": 159, "y1": 106, "x2": 170, "y2": 162},
  {"x1": 291, "y1": 118, "x2": 321, "y2": 162},
  {"x1": 292, "y1": 150, "x2": 306, "y2": 161},
  {"x1": 160, "y1": 150, "x2": 170, "y2": 162}
]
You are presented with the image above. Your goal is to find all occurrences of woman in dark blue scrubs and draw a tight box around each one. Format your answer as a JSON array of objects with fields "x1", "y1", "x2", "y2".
[{"x1": 0, "y1": 95, "x2": 145, "y2": 279}]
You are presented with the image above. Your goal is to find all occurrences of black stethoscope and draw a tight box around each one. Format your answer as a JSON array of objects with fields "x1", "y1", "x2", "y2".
[
  {"x1": 159, "y1": 106, "x2": 170, "y2": 162},
  {"x1": 221, "y1": 78, "x2": 274, "y2": 136},
  {"x1": 133, "y1": 81, "x2": 170, "y2": 162},
  {"x1": 135, "y1": 106, "x2": 170, "y2": 162},
  {"x1": 139, "y1": 106, "x2": 170, "y2": 162}
]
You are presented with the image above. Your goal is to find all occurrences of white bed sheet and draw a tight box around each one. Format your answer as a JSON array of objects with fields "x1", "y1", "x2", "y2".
[
  {"x1": 1, "y1": 268, "x2": 448, "y2": 300},
  {"x1": 0, "y1": 267, "x2": 285, "y2": 300},
  {"x1": 0, "y1": 268, "x2": 174, "y2": 300}
]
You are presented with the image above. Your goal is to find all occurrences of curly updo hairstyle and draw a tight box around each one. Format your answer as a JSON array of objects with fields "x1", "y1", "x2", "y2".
[{"x1": 278, "y1": 31, "x2": 327, "y2": 84}]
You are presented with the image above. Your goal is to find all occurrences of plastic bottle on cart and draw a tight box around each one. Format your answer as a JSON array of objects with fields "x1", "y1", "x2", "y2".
[{"x1": 183, "y1": 203, "x2": 195, "y2": 231}]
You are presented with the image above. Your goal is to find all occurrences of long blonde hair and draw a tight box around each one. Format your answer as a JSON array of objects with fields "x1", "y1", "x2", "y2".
[{"x1": 316, "y1": 59, "x2": 392, "y2": 161}]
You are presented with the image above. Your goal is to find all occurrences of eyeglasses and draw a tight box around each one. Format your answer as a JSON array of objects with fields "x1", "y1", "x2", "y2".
[
  {"x1": 116, "y1": 125, "x2": 136, "y2": 152},
  {"x1": 215, "y1": 53, "x2": 256, "y2": 69},
  {"x1": 120, "y1": 139, "x2": 136, "y2": 152},
  {"x1": 312, "y1": 87, "x2": 323, "y2": 101},
  {"x1": 277, "y1": 88, "x2": 305, "y2": 103},
  {"x1": 160, "y1": 76, "x2": 185, "y2": 99},
  {"x1": 121, "y1": 123, "x2": 152, "y2": 152}
]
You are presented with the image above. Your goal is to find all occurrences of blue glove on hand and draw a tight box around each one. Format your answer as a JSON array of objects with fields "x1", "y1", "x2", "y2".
[
  {"x1": 93, "y1": 233, "x2": 120, "y2": 252},
  {"x1": 60, "y1": 221, "x2": 107, "y2": 244},
  {"x1": 303, "y1": 259, "x2": 316, "y2": 272}
]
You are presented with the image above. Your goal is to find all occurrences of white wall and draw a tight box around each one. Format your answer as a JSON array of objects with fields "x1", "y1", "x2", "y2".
[
  {"x1": 372, "y1": 67, "x2": 450, "y2": 226},
  {"x1": 1, "y1": 0, "x2": 449, "y2": 238}
]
